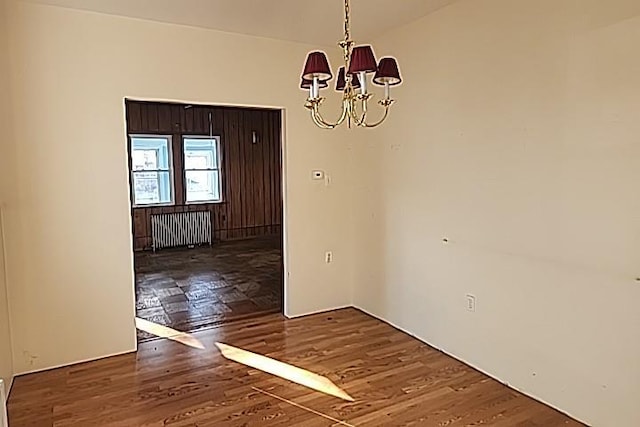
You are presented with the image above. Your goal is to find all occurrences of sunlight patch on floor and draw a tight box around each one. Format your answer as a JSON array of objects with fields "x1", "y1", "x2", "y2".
[
  {"x1": 135, "y1": 317, "x2": 205, "y2": 349},
  {"x1": 215, "y1": 342, "x2": 354, "y2": 401}
]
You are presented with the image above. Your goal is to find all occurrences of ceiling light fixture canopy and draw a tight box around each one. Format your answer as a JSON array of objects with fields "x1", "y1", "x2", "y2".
[{"x1": 300, "y1": 0, "x2": 402, "y2": 129}]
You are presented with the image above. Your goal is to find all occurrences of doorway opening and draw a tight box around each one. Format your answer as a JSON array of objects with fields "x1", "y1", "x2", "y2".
[{"x1": 125, "y1": 100, "x2": 284, "y2": 342}]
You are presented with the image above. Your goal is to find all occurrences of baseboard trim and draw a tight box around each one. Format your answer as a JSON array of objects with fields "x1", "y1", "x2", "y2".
[
  {"x1": 13, "y1": 348, "x2": 136, "y2": 377},
  {"x1": 352, "y1": 305, "x2": 589, "y2": 427},
  {"x1": 284, "y1": 304, "x2": 352, "y2": 320},
  {"x1": 6, "y1": 376, "x2": 12, "y2": 400}
]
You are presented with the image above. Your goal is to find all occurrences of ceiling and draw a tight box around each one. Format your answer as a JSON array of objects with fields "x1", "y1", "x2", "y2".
[{"x1": 24, "y1": 0, "x2": 460, "y2": 46}]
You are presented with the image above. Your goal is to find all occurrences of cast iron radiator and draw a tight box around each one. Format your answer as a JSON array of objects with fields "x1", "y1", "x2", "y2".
[{"x1": 150, "y1": 211, "x2": 212, "y2": 251}]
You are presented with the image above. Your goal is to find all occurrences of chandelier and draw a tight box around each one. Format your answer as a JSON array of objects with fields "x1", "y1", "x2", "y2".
[{"x1": 300, "y1": 0, "x2": 402, "y2": 129}]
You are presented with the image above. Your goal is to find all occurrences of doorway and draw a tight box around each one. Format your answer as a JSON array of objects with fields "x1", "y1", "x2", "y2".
[{"x1": 125, "y1": 100, "x2": 284, "y2": 342}]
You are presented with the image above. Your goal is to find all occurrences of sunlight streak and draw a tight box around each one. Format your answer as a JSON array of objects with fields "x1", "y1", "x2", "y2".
[
  {"x1": 135, "y1": 317, "x2": 205, "y2": 350},
  {"x1": 216, "y1": 342, "x2": 354, "y2": 401}
]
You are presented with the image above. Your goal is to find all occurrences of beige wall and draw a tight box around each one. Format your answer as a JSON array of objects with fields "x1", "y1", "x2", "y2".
[
  {"x1": 0, "y1": 0, "x2": 15, "y2": 396},
  {"x1": 4, "y1": 1, "x2": 353, "y2": 374},
  {"x1": 4, "y1": 0, "x2": 638, "y2": 424},
  {"x1": 0, "y1": 227, "x2": 12, "y2": 397},
  {"x1": 352, "y1": 0, "x2": 640, "y2": 425}
]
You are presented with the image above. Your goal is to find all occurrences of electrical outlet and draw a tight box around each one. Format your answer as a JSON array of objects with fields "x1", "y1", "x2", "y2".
[
  {"x1": 23, "y1": 350, "x2": 38, "y2": 366},
  {"x1": 466, "y1": 294, "x2": 476, "y2": 312},
  {"x1": 325, "y1": 251, "x2": 333, "y2": 264},
  {"x1": 312, "y1": 170, "x2": 324, "y2": 180}
]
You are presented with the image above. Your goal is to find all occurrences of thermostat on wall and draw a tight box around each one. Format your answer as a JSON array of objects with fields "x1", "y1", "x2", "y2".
[{"x1": 312, "y1": 170, "x2": 325, "y2": 180}]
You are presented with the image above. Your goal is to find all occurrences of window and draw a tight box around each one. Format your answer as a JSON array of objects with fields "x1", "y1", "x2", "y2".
[
  {"x1": 130, "y1": 135, "x2": 174, "y2": 206},
  {"x1": 184, "y1": 136, "x2": 222, "y2": 203}
]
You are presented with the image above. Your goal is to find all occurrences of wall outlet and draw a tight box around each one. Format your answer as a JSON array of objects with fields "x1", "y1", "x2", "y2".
[
  {"x1": 466, "y1": 294, "x2": 476, "y2": 312},
  {"x1": 325, "y1": 251, "x2": 333, "y2": 264},
  {"x1": 312, "y1": 170, "x2": 324, "y2": 180},
  {"x1": 23, "y1": 350, "x2": 38, "y2": 366}
]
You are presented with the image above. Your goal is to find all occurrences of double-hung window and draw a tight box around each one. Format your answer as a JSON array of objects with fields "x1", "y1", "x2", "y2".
[
  {"x1": 183, "y1": 136, "x2": 222, "y2": 203},
  {"x1": 130, "y1": 135, "x2": 174, "y2": 206}
]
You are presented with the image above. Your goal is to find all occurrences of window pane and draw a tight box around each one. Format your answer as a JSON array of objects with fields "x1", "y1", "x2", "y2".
[
  {"x1": 131, "y1": 137, "x2": 170, "y2": 170},
  {"x1": 132, "y1": 150, "x2": 158, "y2": 171},
  {"x1": 133, "y1": 171, "x2": 172, "y2": 205},
  {"x1": 185, "y1": 170, "x2": 220, "y2": 202},
  {"x1": 184, "y1": 138, "x2": 217, "y2": 169}
]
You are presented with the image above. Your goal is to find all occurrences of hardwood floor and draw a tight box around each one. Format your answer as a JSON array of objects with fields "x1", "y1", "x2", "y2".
[
  {"x1": 8, "y1": 308, "x2": 583, "y2": 426},
  {"x1": 134, "y1": 235, "x2": 283, "y2": 341}
]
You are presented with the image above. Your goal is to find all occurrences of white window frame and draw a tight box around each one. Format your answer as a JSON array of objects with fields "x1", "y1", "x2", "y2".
[
  {"x1": 130, "y1": 134, "x2": 175, "y2": 208},
  {"x1": 183, "y1": 135, "x2": 223, "y2": 204}
]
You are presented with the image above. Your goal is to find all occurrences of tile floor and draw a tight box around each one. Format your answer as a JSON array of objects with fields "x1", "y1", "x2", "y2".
[{"x1": 134, "y1": 235, "x2": 283, "y2": 341}]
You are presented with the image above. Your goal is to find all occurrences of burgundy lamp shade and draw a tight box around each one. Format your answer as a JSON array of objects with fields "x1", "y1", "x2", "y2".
[
  {"x1": 348, "y1": 45, "x2": 377, "y2": 75},
  {"x1": 373, "y1": 57, "x2": 402, "y2": 86},
  {"x1": 351, "y1": 72, "x2": 361, "y2": 89},
  {"x1": 335, "y1": 67, "x2": 361, "y2": 91},
  {"x1": 302, "y1": 51, "x2": 333, "y2": 81},
  {"x1": 300, "y1": 78, "x2": 328, "y2": 90}
]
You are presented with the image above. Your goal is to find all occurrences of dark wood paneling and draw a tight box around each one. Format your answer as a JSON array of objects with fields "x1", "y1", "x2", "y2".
[
  {"x1": 127, "y1": 102, "x2": 142, "y2": 132},
  {"x1": 125, "y1": 100, "x2": 282, "y2": 251},
  {"x1": 157, "y1": 104, "x2": 172, "y2": 133},
  {"x1": 146, "y1": 103, "x2": 159, "y2": 132}
]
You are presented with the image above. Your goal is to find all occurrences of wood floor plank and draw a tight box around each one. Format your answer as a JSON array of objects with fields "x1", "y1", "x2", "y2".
[{"x1": 7, "y1": 308, "x2": 584, "y2": 426}]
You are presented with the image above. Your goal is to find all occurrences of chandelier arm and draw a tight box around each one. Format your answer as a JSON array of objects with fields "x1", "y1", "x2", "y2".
[
  {"x1": 311, "y1": 97, "x2": 350, "y2": 129},
  {"x1": 310, "y1": 109, "x2": 334, "y2": 129},
  {"x1": 350, "y1": 96, "x2": 369, "y2": 126},
  {"x1": 351, "y1": 96, "x2": 392, "y2": 128},
  {"x1": 359, "y1": 104, "x2": 391, "y2": 128},
  {"x1": 310, "y1": 105, "x2": 338, "y2": 129},
  {"x1": 337, "y1": 98, "x2": 350, "y2": 125}
]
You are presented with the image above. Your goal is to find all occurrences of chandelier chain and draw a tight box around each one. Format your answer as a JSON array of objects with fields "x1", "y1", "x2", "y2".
[
  {"x1": 344, "y1": 0, "x2": 350, "y2": 42},
  {"x1": 302, "y1": 0, "x2": 398, "y2": 129}
]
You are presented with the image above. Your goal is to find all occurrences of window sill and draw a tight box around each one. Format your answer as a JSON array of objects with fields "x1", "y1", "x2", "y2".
[
  {"x1": 185, "y1": 200, "x2": 224, "y2": 205},
  {"x1": 132, "y1": 202, "x2": 175, "y2": 209}
]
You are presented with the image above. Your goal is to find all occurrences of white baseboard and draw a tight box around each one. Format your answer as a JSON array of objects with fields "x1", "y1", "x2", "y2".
[
  {"x1": 0, "y1": 378, "x2": 9, "y2": 427},
  {"x1": 14, "y1": 348, "x2": 136, "y2": 376},
  {"x1": 284, "y1": 304, "x2": 352, "y2": 319},
  {"x1": 5, "y1": 376, "x2": 11, "y2": 400},
  {"x1": 0, "y1": 376, "x2": 12, "y2": 402}
]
